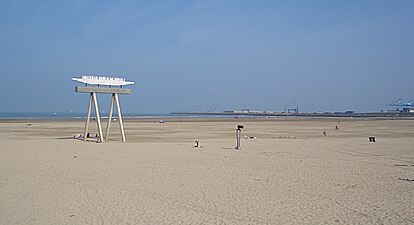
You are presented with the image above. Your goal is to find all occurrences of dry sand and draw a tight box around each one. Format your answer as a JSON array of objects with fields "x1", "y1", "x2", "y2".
[{"x1": 0, "y1": 117, "x2": 413, "y2": 224}]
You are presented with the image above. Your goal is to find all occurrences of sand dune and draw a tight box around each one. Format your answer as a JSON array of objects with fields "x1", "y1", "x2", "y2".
[{"x1": 0, "y1": 118, "x2": 413, "y2": 224}]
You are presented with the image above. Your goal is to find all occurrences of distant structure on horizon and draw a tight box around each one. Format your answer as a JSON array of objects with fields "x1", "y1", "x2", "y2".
[
  {"x1": 387, "y1": 98, "x2": 414, "y2": 113},
  {"x1": 71, "y1": 75, "x2": 134, "y2": 86}
]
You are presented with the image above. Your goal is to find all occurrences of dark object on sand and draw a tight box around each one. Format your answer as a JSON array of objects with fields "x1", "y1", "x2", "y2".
[
  {"x1": 244, "y1": 135, "x2": 256, "y2": 139},
  {"x1": 369, "y1": 136, "x2": 376, "y2": 142},
  {"x1": 398, "y1": 178, "x2": 414, "y2": 182},
  {"x1": 96, "y1": 136, "x2": 101, "y2": 143},
  {"x1": 194, "y1": 141, "x2": 202, "y2": 148}
]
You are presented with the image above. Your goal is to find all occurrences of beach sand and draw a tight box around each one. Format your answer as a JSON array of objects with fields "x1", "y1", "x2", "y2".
[{"x1": 0, "y1": 117, "x2": 413, "y2": 224}]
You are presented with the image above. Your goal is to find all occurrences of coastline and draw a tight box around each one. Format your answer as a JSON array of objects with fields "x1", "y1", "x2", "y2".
[{"x1": 2, "y1": 115, "x2": 414, "y2": 123}]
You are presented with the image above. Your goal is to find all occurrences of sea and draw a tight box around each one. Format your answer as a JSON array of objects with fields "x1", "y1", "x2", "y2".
[{"x1": 0, "y1": 112, "x2": 235, "y2": 120}]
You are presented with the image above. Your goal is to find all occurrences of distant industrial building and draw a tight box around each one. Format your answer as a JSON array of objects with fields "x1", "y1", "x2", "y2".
[{"x1": 387, "y1": 98, "x2": 414, "y2": 113}]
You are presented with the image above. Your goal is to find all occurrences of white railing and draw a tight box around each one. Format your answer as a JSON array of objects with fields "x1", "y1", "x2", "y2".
[{"x1": 81, "y1": 75, "x2": 126, "y2": 81}]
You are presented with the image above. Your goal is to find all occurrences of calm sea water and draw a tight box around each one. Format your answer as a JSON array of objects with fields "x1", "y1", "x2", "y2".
[
  {"x1": 0, "y1": 112, "x2": 170, "y2": 119},
  {"x1": 0, "y1": 112, "x2": 233, "y2": 120}
]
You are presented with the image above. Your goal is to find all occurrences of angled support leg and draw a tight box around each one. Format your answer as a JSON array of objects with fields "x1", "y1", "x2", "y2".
[
  {"x1": 114, "y1": 93, "x2": 126, "y2": 142},
  {"x1": 83, "y1": 93, "x2": 93, "y2": 141},
  {"x1": 92, "y1": 92, "x2": 104, "y2": 142},
  {"x1": 105, "y1": 93, "x2": 115, "y2": 140}
]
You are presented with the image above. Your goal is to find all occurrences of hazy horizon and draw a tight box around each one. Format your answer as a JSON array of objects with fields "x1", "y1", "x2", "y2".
[{"x1": 1, "y1": 1, "x2": 413, "y2": 113}]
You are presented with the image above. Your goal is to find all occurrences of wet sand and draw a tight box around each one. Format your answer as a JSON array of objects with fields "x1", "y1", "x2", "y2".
[{"x1": 0, "y1": 118, "x2": 413, "y2": 224}]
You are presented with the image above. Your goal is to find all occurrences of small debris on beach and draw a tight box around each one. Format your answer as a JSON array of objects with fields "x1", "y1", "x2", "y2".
[
  {"x1": 194, "y1": 141, "x2": 202, "y2": 148},
  {"x1": 272, "y1": 136, "x2": 296, "y2": 139},
  {"x1": 254, "y1": 178, "x2": 269, "y2": 182},
  {"x1": 398, "y1": 178, "x2": 414, "y2": 182},
  {"x1": 244, "y1": 135, "x2": 256, "y2": 140}
]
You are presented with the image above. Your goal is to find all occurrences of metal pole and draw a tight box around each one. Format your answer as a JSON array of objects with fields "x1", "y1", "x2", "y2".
[
  {"x1": 105, "y1": 93, "x2": 115, "y2": 140},
  {"x1": 83, "y1": 93, "x2": 93, "y2": 141},
  {"x1": 114, "y1": 93, "x2": 126, "y2": 142},
  {"x1": 235, "y1": 128, "x2": 241, "y2": 150},
  {"x1": 92, "y1": 92, "x2": 104, "y2": 142}
]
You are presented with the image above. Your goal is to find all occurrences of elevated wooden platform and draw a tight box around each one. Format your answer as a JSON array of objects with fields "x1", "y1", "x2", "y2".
[
  {"x1": 75, "y1": 86, "x2": 131, "y2": 95},
  {"x1": 75, "y1": 86, "x2": 130, "y2": 142}
]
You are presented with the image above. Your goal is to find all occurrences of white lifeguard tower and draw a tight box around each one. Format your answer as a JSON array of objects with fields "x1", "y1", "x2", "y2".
[{"x1": 72, "y1": 75, "x2": 134, "y2": 142}]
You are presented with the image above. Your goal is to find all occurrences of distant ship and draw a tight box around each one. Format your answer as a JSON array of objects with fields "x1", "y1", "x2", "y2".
[{"x1": 71, "y1": 75, "x2": 134, "y2": 86}]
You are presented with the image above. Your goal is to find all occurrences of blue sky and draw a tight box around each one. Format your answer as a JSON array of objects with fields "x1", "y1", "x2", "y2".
[{"x1": 0, "y1": 1, "x2": 413, "y2": 113}]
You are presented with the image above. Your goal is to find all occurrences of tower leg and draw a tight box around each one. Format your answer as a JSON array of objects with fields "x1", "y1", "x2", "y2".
[
  {"x1": 105, "y1": 93, "x2": 115, "y2": 140},
  {"x1": 114, "y1": 93, "x2": 126, "y2": 142},
  {"x1": 92, "y1": 92, "x2": 104, "y2": 142},
  {"x1": 83, "y1": 93, "x2": 93, "y2": 141}
]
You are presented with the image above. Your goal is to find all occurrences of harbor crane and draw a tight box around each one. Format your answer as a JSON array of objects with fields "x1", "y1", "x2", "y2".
[{"x1": 387, "y1": 98, "x2": 414, "y2": 112}]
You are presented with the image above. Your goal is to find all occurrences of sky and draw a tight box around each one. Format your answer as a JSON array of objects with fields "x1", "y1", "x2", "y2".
[{"x1": 0, "y1": 0, "x2": 413, "y2": 113}]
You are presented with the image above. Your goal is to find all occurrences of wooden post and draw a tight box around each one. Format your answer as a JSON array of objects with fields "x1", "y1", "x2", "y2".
[
  {"x1": 114, "y1": 93, "x2": 126, "y2": 142},
  {"x1": 92, "y1": 92, "x2": 104, "y2": 142},
  {"x1": 83, "y1": 93, "x2": 93, "y2": 141},
  {"x1": 105, "y1": 94, "x2": 115, "y2": 140}
]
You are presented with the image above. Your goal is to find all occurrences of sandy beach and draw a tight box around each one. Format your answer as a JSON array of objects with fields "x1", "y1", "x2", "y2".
[{"x1": 0, "y1": 117, "x2": 413, "y2": 224}]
